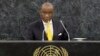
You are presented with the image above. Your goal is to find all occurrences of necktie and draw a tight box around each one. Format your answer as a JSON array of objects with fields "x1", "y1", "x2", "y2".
[{"x1": 46, "y1": 22, "x2": 53, "y2": 41}]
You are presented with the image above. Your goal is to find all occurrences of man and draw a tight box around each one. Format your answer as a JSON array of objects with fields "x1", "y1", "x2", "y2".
[{"x1": 24, "y1": 2, "x2": 68, "y2": 41}]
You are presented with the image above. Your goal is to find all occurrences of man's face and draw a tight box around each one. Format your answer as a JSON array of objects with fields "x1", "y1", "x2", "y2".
[{"x1": 40, "y1": 3, "x2": 54, "y2": 22}]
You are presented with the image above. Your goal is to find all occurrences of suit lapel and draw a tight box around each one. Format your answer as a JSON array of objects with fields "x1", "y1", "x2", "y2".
[
  {"x1": 39, "y1": 20, "x2": 44, "y2": 31},
  {"x1": 52, "y1": 20, "x2": 58, "y2": 40},
  {"x1": 39, "y1": 20, "x2": 48, "y2": 40},
  {"x1": 37, "y1": 20, "x2": 44, "y2": 40}
]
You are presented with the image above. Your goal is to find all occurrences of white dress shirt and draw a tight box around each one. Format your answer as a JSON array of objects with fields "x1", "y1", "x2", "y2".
[{"x1": 42, "y1": 20, "x2": 53, "y2": 36}]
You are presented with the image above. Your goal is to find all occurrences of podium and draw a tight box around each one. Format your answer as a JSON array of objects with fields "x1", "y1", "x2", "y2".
[{"x1": 0, "y1": 41, "x2": 100, "y2": 56}]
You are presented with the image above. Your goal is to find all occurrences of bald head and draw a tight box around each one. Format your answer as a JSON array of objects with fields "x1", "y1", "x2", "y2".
[
  {"x1": 41, "y1": 2, "x2": 54, "y2": 10},
  {"x1": 40, "y1": 2, "x2": 54, "y2": 22}
]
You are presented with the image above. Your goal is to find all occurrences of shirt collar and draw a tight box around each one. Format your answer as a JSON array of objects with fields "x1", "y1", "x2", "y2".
[{"x1": 42, "y1": 20, "x2": 52, "y2": 25}]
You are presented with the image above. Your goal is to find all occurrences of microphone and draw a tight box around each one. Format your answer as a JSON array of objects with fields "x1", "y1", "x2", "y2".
[
  {"x1": 60, "y1": 20, "x2": 70, "y2": 42},
  {"x1": 42, "y1": 29, "x2": 45, "y2": 41}
]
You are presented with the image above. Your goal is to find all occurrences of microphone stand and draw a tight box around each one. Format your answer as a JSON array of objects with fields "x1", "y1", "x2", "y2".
[
  {"x1": 60, "y1": 20, "x2": 70, "y2": 42},
  {"x1": 42, "y1": 29, "x2": 45, "y2": 41}
]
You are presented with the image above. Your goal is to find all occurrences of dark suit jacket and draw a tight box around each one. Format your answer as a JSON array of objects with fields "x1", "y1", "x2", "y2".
[{"x1": 24, "y1": 19, "x2": 68, "y2": 41}]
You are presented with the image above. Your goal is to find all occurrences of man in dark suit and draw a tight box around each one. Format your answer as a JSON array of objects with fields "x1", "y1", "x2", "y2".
[{"x1": 24, "y1": 2, "x2": 68, "y2": 41}]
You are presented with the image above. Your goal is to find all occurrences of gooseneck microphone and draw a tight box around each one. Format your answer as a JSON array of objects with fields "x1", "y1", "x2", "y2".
[
  {"x1": 60, "y1": 20, "x2": 70, "y2": 42},
  {"x1": 42, "y1": 29, "x2": 45, "y2": 41}
]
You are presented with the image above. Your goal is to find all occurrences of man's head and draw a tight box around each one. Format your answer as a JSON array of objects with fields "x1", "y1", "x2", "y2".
[{"x1": 39, "y1": 2, "x2": 54, "y2": 22}]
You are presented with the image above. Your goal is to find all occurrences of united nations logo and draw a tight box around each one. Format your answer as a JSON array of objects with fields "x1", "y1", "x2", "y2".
[{"x1": 33, "y1": 45, "x2": 68, "y2": 56}]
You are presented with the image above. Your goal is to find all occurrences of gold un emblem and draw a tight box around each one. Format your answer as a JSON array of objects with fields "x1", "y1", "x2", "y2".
[{"x1": 33, "y1": 45, "x2": 68, "y2": 56}]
